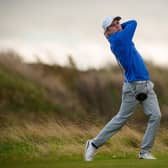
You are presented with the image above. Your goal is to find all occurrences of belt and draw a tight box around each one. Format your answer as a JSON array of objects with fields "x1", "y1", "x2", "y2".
[{"x1": 134, "y1": 80, "x2": 149, "y2": 84}]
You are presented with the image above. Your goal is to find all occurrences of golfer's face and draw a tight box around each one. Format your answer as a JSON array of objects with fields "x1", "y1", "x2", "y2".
[{"x1": 107, "y1": 20, "x2": 122, "y2": 35}]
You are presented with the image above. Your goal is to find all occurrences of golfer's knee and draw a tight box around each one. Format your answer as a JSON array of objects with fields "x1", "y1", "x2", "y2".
[{"x1": 150, "y1": 111, "x2": 161, "y2": 122}]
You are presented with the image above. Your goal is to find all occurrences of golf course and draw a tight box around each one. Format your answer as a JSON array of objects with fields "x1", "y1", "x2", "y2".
[
  {"x1": 0, "y1": 51, "x2": 168, "y2": 168},
  {"x1": 1, "y1": 0, "x2": 168, "y2": 167}
]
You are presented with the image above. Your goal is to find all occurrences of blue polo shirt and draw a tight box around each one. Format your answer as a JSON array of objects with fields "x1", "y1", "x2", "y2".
[{"x1": 107, "y1": 20, "x2": 150, "y2": 82}]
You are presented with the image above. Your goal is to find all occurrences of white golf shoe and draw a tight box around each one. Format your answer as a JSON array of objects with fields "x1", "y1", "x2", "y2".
[
  {"x1": 84, "y1": 140, "x2": 97, "y2": 161},
  {"x1": 138, "y1": 152, "x2": 156, "y2": 159}
]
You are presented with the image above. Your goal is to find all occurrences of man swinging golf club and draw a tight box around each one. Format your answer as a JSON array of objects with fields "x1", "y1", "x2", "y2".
[{"x1": 84, "y1": 16, "x2": 162, "y2": 161}]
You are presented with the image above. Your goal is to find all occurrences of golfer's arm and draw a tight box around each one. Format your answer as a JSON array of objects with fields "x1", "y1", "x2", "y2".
[
  {"x1": 121, "y1": 20, "x2": 136, "y2": 29},
  {"x1": 120, "y1": 20, "x2": 137, "y2": 40}
]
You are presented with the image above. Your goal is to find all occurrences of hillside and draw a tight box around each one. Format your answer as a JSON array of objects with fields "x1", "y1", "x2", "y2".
[
  {"x1": 0, "y1": 51, "x2": 168, "y2": 126},
  {"x1": 0, "y1": 50, "x2": 168, "y2": 159}
]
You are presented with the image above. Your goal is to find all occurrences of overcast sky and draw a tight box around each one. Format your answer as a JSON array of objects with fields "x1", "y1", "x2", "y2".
[{"x1": 0, "y1": 0, "x2": 168, "y2": 69}]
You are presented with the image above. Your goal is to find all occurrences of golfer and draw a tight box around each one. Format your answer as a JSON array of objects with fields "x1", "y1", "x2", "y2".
[{"x1": 84, "y1": 16, "x2": 161, "y2": 161}]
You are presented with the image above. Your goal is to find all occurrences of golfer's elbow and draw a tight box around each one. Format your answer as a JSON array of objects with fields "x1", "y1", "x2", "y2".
[
  {"x1": 130, "y1": 20, "x2": 137, "y2": 27},
  {"x1": 131, "y1": 20, "x2": 137, "y2": 23},
  {"x1": 122, "y1": 20, "x2": 137, "y2": 30},
  {"x1": 129, "y1": 20, "x2": 137, "y2": 33}
]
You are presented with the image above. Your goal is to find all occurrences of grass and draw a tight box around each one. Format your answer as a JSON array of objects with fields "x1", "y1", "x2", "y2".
[
  {"x1": 0, "y1": 51, "x2": 168, "y2": 168},
  {"x1": 1, "y1": 51, "x2": 168, "y2": 124},
  {"x1": 0, "y1": 153, "x2": 168, "y2": 168},
  {"x1": 0, "y1": 122, "x2": 168, "y2": 161},
  {"x1": 0, "y1": 66, "x2": 62, "y2": 113}
]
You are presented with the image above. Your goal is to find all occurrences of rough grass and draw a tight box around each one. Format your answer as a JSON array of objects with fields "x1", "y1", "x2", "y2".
[
  {"x1": 0, "y1": 50, "x2": 168, "y2": 163},
  {"x1": 0, "y1": 50, "x2": 168, "y2": 124},
  {"x1": 0, "y1": 63, "x2": 63, "y2": 114},
  {"x1": 0, "y1": 121, "x2": 168, "y2": 160}
]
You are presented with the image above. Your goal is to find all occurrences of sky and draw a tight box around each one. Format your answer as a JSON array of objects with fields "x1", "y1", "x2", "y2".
[{"x1": 0, "y1": 0, "x2": 168, "y2": 70}]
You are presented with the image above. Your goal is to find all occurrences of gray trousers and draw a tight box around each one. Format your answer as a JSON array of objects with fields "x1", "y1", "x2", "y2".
[{"x1": 92, "y1": 80, "x2": 161, "y2": 154}]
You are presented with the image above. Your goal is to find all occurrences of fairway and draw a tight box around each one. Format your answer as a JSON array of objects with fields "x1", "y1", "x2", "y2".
[{"x1": 1, "y1": 155, "x2": 168, "y2": 168}]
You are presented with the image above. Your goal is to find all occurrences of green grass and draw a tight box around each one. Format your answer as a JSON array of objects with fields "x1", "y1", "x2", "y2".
[{"x1": 0, "y1": 154, "x2": 168, "y2": 168}]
